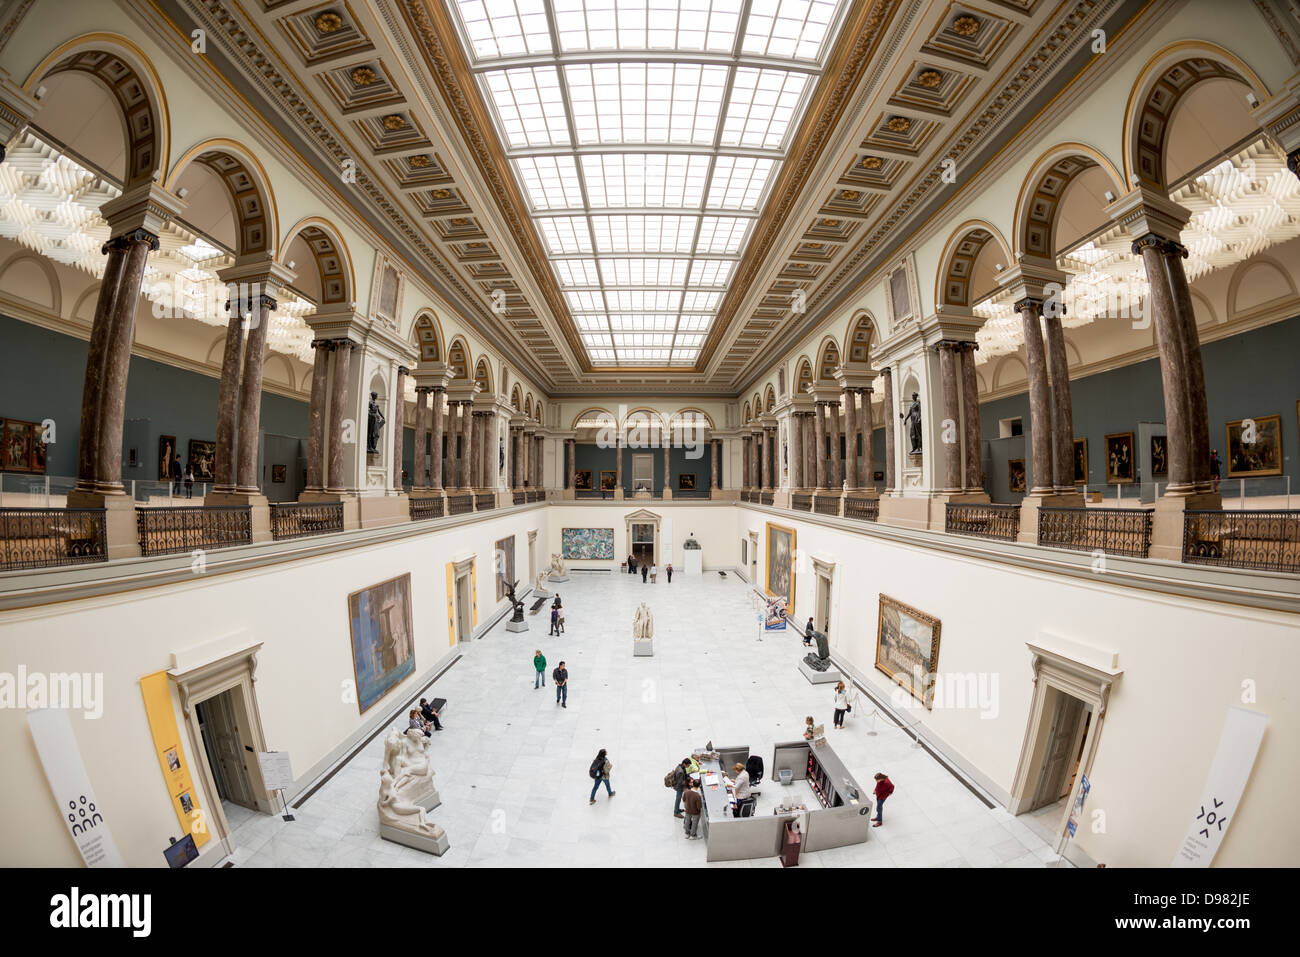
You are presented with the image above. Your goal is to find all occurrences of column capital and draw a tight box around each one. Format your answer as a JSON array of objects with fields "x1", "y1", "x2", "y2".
[
  {"x1": 1105, "y1": 186, "x2": 1191, "y2": 243},
  {"x1": 1130, "y1": 232, "x2": 1188, "y2": 259},
  {"x1": 414, "y1": 384, "x2": 434, "y2": 395},
  {"x1": 1013, "y1": 295, "x2": 1043, "y2": 316},
  {"x1": 397, "y1": 365, "x2": 410, "y2": 377},
  {"x1": 103, "y1": 228, "x2": 160, "y2": 254},
  {"x1": 99, "y1": 181, "x2": 189, "y2": 240},
  {"x1": 225, "y1": 291, "x2": 278, "y2": 313}
]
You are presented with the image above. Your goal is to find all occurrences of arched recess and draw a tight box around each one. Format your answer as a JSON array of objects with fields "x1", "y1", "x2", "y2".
[
  {"x1": 1122, "y1": 42, "x2": 1268, "y2": 193},
  {"x1": 621, "y1": 407, "x2": 668, "y2": 432},
  {"x1": 751, "y1": 393, "x2": 762, "y2": 417},
  {"x1": 764, "y1": 385, "x2": 776, "y2": 412},
  {"x1": 741, "y1": 401, "x2": 752, "y2": 424},
  {"x1": 535, "y1": 401, "x2": 544, "y2": 423},
  {"x1": 510, "y1": 384, "x2": 522, "y2": 411},
  {"x1": 1227, "y1": 255, "x2": 1298, "y2": 319},
  {"x1": 25, "y1": 33, "x2": 170, "y2": 188},
  {"x1": 280, "y1": 217, "x2": 354, "y2": 307},
  {"x1": 816, "y1": 337, "x2": 841, "y2": 381},
  {"x1": 165, "y1": 139, "x2": 278, "y2": 257},
  {"x1": 794, "y1": 358, "x2": 814, "y2": 395},
  {"x1": 841, "y1": 312, "x2": 878, "y2": 367},
  {"x1": 993, "y1": 354, "x2": 1029, "y2": 391},
  {"x1": 410, "y1": 310, "x2": 444, "y2": 365},
  {"x1": 934, "y1": 221, "x2": 1012, "y2": 309},
  {"x1": 474, "y1": 357, "x2": 493, "y2": 395},
  {"x1": 0, "y1": 252, "x2": 62, "y2": 313},
  {"x1": 264, "y1": 352, "x2": 296, "y2": 390},
  {"x1": 570, "y1": 406, "x2": 616, "y2": 430},
  {"x1": 523, "y1": 395, "x2": 533, "y2": 419},
  {"x1": 1013, "y1": 144, "x2": 1125, "y2": 260},
  {"x1": 447, "y1": 336, "x2": 471, "y2": 380}
]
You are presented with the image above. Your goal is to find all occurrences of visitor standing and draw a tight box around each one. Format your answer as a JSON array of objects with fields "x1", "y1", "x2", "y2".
[
  {"x1": 682, "y1": 779, "x2": 702, "y2": 839},
  {"x1": 628, "y1": 554, "x2": 636, "y2": 575},
  {"x1": 833, "y1": 681, "x2": 849, "y2": 729},
  {"x1": 641, "y1": 563, "x2": 648, "y2": 583},
  {"x1": 730, "y1": 762, "x2": 751, "y2": 817},
  {"x1": 670, "y1": 758, "x2": 691, "y2": 818},
  {"x1": 1210, "y1": 448, "x2": 1222, "y2": 491},
  {"x1": 183, "y1": 464, "x2": 194, "y2": 499},
  {"x1": 419, "y1": 698, "x2": 443, "y2": 731},
  {"x1": 804, "y1": 617, "x2": 815, "y2": 647},
  {"x1": 553, "y1": 660, "x2": 568, "y2": 707},
  {"x1": 589, "y1": 748, "x2": 615, "y2": 804},
  {"x1": 666, "y1": 562, "x2": 673, "y2": 583},
  {"x1": 549, "y1": 605, "x2": 560, "y2": 636},
  {"x1": 533, "y1": 649, "x2": 546, "y2": 689},
  {"x1": 170, "y1": 455, "x2": 183, "y2": 496},
  {"x1": 557, "y1": 605, "x2": 566, "y2": 634},
  {"x1": 872, "y1": 772, "x2": 894, "y2": 827}
]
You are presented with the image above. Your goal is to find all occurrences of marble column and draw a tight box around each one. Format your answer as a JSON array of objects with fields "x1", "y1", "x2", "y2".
[
  {"x1": 828, "y1": 402, "x2": 841, "y2": 491},
  {"x1": 74, "y1": 234, "x2": 130, "y2": 492},
  {"x1": 429, "y1": 387, "x2": 445, "y2": 491},
  {"x1": 938, "y1": 341, "x2": 962, "y2": 492},
  {"x1": 327, "y1": 339, "x2": 354, "y2": 492},
  {"x1": 958, "y1": 346, "x2": 982, "y2": 491},
  {"x1": 235, "y1": 293, "x2": 275, "y2": 493},
  {"x1": 510, "y1": 428, "x2": 520, "y2": 489},
  {"x1": 212, "y1": 303, "x2": 247, "y2": 494},
  {"x1": 392, "y1": 366, "x2": 408, "y2": 490},
  {"x1": 881, "y1": 367, "x2": 896, "y2": 493},
  {"x1": 614, "y1": 432, "x2": 623, "y2": 493},
  {"x1": 412, "y1": 386, "x2": 430, "y2": 490},
  {"x1": 798, "y1": 414, "x2": 810, "y2": 490},
  {"x1": 709, "y1": 438, "x2": 718, "y2": 490},
  {"x1": 1042, "y1": 316, "x2": 1075, "y2": 492},
  {"x1": 304, "y1": 341, "x2": 331, "y2": 492},
  {"x1": 1017, "y1": 298, "x2": 1054, "y2": 494},
  {"x1": 842, "y1": 388, "x2": 858, "y2": 491},
  {"x1": 741, "y1": 435, "x2": 750, "y2": 488},
  {"x1": 758, "y1": 429, "x2": 768, "y2": 490},
  {"x1": 860, "y1": 388, "x2": 875, "y2": 490},
  {"x1": 789, "y1": 414, "x2": 803, "y2": 489},
  {"x1": 460, "y1": 402, "x2": 475, "y2": 492},
  {"x1": 566, "y1": 438, "x2": 575, "y2": 489},
  {"x1": 813, "y1": 404, "x2": 828, "y2": 490}
]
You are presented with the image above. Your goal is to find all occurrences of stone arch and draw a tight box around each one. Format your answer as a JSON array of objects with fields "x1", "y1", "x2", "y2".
[
  {"x1": 794, "y1": 358, "x2": 814, "y2": 395},
  {"x1": 410, "y1": 310, "x2": 444, "y2": 364},
  {"x1": 815, "y1": 336, "x2": 841, "y2": 381},
  {"x1": 511, "y1": 384, "x2": 523, "y2": 411},
  {"x1": 1013, "y1": 143, "x2": 1125, "y2": 260},
  {"x1": 934, "y1": 220, "x2": 1012, "y2": 309},
  {"x1": 165, "y1": 139, "x2": 278, "y2": 257},
  {"x1": 764, "y1": 385, "x2": 776, "y2": 412},
  {"x1": 26, "y1": 33, "x2": 170, "y2": 187},
  {"x1": 0, "y1": 251, "x2": 62, "y2": 314},
  {"x1": 474, "y1": 357, "x2": 493, "y2": 395},
  {"x1": 741, "y1": 400, "x2": 752, "y2": 424},
  {"x1": 1122, "y1": 42, "x2": 1268, "y2": 193},
  {"x1": 447, "y1": 336, "x2": 471, "y2": 379},
  {"x1": 279, "y1": 217, "x2": 354, "y2": 306},
  {"x1": 1227, "y1": 256, "x2": 1298, "y2": 319},
  {"x1": 621, "y1": 406, "x2": 668, "y2": 431},
  {"x1": 570, "y1": 406, "x2": 616, "y2": 430},
  {"x1": 841, "y1": 311, "x2": 878, "y2": 367},
  {"x1": 264, "y1": 352, "x2": 297, "y2": 390}
]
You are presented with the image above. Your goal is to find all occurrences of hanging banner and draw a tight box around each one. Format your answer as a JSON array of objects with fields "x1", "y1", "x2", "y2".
[
  {"x1": 1171, "y1": 705, "x2": 1266, "y2": 867},
  {"x1": 140, "y1": 671, "x2": 210, "y2": 847},
  {"x1": 764, "y1": 596, "x2": 788, "y2": 631},
  {"x1": 27, "y1": 707, "x2": 125, "y2": 867}
]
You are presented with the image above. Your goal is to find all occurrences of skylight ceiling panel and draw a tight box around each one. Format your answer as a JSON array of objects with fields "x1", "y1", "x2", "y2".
[
  {"x1": 537, "y1": 216, "x2": 594, "y2": 254},
  {"x1": 482, "y1": 68, "x2": 570, "y2": 148},
  {"x1": 514, "y1": 155, "x2": 585, "y2": 210},
  {"x1": 574, "y1": 315, "x2": 611, "y2": 331},
  {"x1": 591, "y1": 213, "x2": 697, "y2": 253},
  {"x1": 599, "y1": 256, "x2": 690, "y2": 286},
  {"x1": 566, "y1": 289, "x2": 606, "y2": 311},
  {"x1": 613, "y1": 330, "x2": 673, "y2": 346},
  {"x1": 720, "y1": 68, "x2": 808, "y2": 150},
  {"x1": 688, "y1": 258, "x2": 733, "y2": 286},
  {"x1": 456, "y1": 0, "x2": 554, "y2": 60},
  {"x1": 605, "y1": 288, "x2": 682, "y2": 311},
  {"x1": 580, "y1": 153, "x2": 709, "y2": 209},
  {"x1": 565, "y1": 63, "x2": 727, "y2": 146},
  {"x1": 552, "y1": 257, "x2": 602, "y2": 286},
  {"x1": 608, "y1": 313, "x2": 676, "y2": 331},
  {"x1": 707, "y1": 155, "x2": 775, "y2": 210},
  {"x1": 680, "y1": 291, "x2": 720, "y2": 311},
  {"x1": 696, "y1": 216, "x2": 751, "y2": 254},
  {"x1": 742, "y1": 0, "x2": 839, "y2": 61},
  {"x1": 673, "y1": 332, "x2": 705, "y2": 347}
]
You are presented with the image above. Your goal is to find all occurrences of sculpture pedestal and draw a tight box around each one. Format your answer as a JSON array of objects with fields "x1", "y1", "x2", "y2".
[
  {"x1": 683, "y1": 549, "x2": 703, "y2": 576},
  {"x1": 379, "y1": 822, "x2": 450, "y2": 856},
  {"x1": 548, "y1": 574, "x2": 570, "y2": 583},
  {"x1": 633, "y1": 638, "x2": 653, "y2": 657},
  {"x1": 533, "y1": 584, "x2": 552, "y2": 598},
  {"x1": 799, "y1": 660, "x2": 842, "y2": 685},
  {"x1": 506, "y1": 617, "x2": 529, "y2": 633}
]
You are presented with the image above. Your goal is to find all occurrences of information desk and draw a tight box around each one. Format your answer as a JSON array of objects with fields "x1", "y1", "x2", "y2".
[{"x1": 695, "y1": 741, "x2": 872, "y2": 862}]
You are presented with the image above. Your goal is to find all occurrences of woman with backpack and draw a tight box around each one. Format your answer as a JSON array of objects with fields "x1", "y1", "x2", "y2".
[
  {"x1": 589, "y1": 749, "x2": 615, "y2": 804},
  {"x1": 833, "y1": 681, "x2": 850, "y2": 729}
]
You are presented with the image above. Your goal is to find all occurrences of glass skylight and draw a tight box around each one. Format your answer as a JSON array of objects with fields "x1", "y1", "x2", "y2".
[{"x1": 449, "y1": 0, "x2": 852, "y2": 365}]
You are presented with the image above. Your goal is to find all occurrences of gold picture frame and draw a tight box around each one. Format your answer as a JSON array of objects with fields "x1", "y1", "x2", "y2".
[
  {"x1": 875, "y1": 595, "x2": 941, "y2": 710},
  {"x1": 764, "y1": 521, "x2": 796, "y2": 616},
  {"x1": 1226, "y1": 414, "x2": 1283, "y2": 478},
  {"x1": 1104, "y1": 431, "x2": 1135, "y2": 484},
  {"x1": 1072, "y1": 437, "x2": 1087, "y2": 485}
]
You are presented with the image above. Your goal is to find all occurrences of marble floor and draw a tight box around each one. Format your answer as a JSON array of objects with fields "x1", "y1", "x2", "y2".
[{"x1": 225, "y1": 569, "x2": 1058, "y2": 868}]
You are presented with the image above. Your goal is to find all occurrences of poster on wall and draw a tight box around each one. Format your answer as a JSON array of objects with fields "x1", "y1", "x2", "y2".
[
  {"x1": 765, "y1": 521, "x2": 796, "y2": 616},
  {"x1": 1104, "y1": 432, "x2": 1135, "y2": 484},
  {"x1": 188, "y1": 439, "x2": 216, "y2": 482},
  {"x1": 764, "y1": 596, "x2": 788, "y2": 631},
  {"x1": 139, "y1": 670, "x2": 211, "y2": 848},
  {"x1": 875, "y1": 595, "x2": 941, "y2": 709},
  {"x1": 1225, "y1": 415, "x2": 1282, "y2": 477},
  {"x1": 562, "y1": 527, "x2": 615, "y2": 560},
  {"x1": 1172, "y1": 706, "x2": 1267, "y2": 867},
  {"x1": 347, "y1": 574, "x2": 416, "y2": 713},
  {"x1": 26, "y1": 708, "x2": 125, "y2": 867},
  {"x1": 495, "y1": 534, "x2": 515, "y2": 600}
]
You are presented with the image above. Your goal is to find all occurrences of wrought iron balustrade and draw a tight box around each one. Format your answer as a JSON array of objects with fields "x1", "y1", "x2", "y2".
[
  {"x1": 814, "y1": 496, "x2": 840, "y2": 516},
  {"x1": 0, "y1": 507, "x2": 108, "y2": 571},
  {"x1": 843, "y1": 498, "x2": 879, "y2": 522},
  {"x1": 1038, "y1": 506, "x2": 1153, "y2": 558},
  {"x1": 1183, "y1": 509, "x2": 1300, "y2": 573},
  {"x1": 475, "y1": 493, "x2": 495, "y2": 511},
  {"x1": 759, "y1": 491, "x2": 774, "y2": 506},
  {"x1": 792, "y1": 493, "x2": 812, "y2": 512},
  {"x1": 513, "y1": 491, "x2": 526, "y2": 506},
  {"x1": 446, "y1": 494, "x2": 475, "y2": 515},
  {"x1": 137, "y1": 505, "x2": 251, "y2": 557},
  {"x1": 946, "y1": 503, "x2": 1021, "y2": 542},
  {"x1": 269, "y1": 502, "x2": 343, "y2": 541},
  {"x1": 409, "y1": 496, "x2": 445, "y2": 521}
]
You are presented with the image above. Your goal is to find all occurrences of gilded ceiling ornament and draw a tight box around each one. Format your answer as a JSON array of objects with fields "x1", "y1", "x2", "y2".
[
  {"x1": 886, "y1": 116, "x2": 911, "y2": 133},
  {"x1": 409, "y1": 155, "x2": 431, "y2": 168},
  {"x1": 451, "y1": 217, "x2": 469, "y2": 225},
  {"x1": 383, "y1": 114, "x2": 406, "y2": 130},
  {"x1": 860, "y1": 155, "x2": 883, "y2": 170},
  {"x1": 840, "y1": 189, "x2": 860, "y2": 201},
  {"x1": 432, "y1": 188, "x2": 451, "y2": 198},
  {"x1": 822, "y1": 218, "x2": 841, "y2": 227},
  {"x1": 315, "y1": 12, "x2": 344, "y2": 34},
  {"x1": 952, "y1": 15, "x2": 980, "y2": 37},
  {"x1": 917, "y1": 70, "x2": 943, "y2": 89},
  {"x1": 807, "y1": 242, "x2": 823, "y2": 249},
  {"x1": 468, "y1": 241, "x2": 485, "y2": 248},
  {"x1": 351, "y1": 66, "x2": 377, "y2": 86}
]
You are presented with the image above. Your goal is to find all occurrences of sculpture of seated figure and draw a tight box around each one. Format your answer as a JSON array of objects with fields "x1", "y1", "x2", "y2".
[
  {"x1": 383, "y1": 728, "x2": 437, "y2": 808},
  {"x1": 534, "y1": 569, "x2": 551, "y2": 594},
  {"x1": 548, "y1": 553, "x2": 567, "y2": 579},
  {"x1": 802, "y1": 629, "x2": 832, "y2": 672},
  {"x1": 377, "y1": 768, "x2": 444, "y2": 839}
]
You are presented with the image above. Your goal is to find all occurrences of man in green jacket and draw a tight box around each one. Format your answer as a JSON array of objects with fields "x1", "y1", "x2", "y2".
[{"x1": 534, "y1": 650, "x2": 546, "y2": 689}]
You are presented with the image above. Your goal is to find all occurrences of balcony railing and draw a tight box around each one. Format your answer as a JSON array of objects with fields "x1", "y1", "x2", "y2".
[
  {"x1": 843, "y1": 498, "x2": 879, "y2": 523},
  {"x1": 514, "y1": 491, "x2": 526, "y2": 506},
  {"x1": 814, "y1": 496, "x2": 840, "y2": 516},
  {"x1": 447, "y1": 494, "x2": 475, "y2": 516},
  {"x1": 137, "y1": 505, "x2": 252, "y2": 557},
  {"x1": 409, "y1": 496, "x2": 445, "y2": 522},
  {"x1": 475, "y1": 493, "x2": 495, "y2": 511},
  {"x1": 527, "y1": 489, "x2": 546, "y2": 503},
  {"x1": 269, "y1": 502, "x2": 343, "y2": 541},
  {"x1": 759, "y1": 491, "x2": 774, "y2": 506},
  {"x1": 946, "y1": 503, "x2": 1021, "y2": 542},
  {"x1": 0, "y1": 507, "x2": 108, "y2": 571},
  {"x1": 1183, "y1": 509, "x2": 1300, "y2": 573},
  {"x1": 792, "y1": 493, "x2": 812, "y2": 512},
  {"x1": 1038, "y1": 506, "x2": 1153, "y2": 558}
]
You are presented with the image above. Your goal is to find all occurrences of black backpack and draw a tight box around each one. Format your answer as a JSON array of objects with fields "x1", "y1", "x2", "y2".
[{"x1": 589, "y1": 757, "x2": 603, "y2": 779}]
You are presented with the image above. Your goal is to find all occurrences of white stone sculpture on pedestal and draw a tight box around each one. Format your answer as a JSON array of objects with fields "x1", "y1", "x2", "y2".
[
  {"x1": 377, "y1": 729, "x2": 449, "y2": 855},
  {"x1": 533, "y1": 569, "x2": 552, "y2": 597},
  {"x1": 384, "y1": 728, "x2": 440, "y2": 810},
  {"x1": 633, "y1": 601, "x2": 654, "y2": 656},
  {"x1": 548, "y1": 552, "x2": 569, "y2": 582}
]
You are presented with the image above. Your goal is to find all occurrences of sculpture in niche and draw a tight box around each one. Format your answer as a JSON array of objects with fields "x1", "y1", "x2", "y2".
[
  {"x1": 505, "y1": 578, "x2": 525, "y2": 623},
  {"x1": 633, "y1": 601, "x2": 655, "y2": 640},
  {"x1": 900, "y1": 392, "x2": 922, "y2": 454},
  {"x1": 802, "y1": 629, "x2": 832, "y2": 672},
  {"x1": 367, "y1": 392, "x2": 386, "y2": 454},
  {"x1": 499, "y1": 437, "x2": 505, "y2": 472}
]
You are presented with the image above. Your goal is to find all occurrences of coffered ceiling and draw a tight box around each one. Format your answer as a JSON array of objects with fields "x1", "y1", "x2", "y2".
[{"x1": 146, "y1": 0, "x2": 1147, "y2": 396}]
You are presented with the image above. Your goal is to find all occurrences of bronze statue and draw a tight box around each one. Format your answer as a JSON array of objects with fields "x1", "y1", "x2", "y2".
[
  {"x1": 901, "y1": 392, "x2": 922, "y2": 454},
  {"x1": 802, "y1": 629, "x2": 831, "y2": 672},
  {"x1": 367, "y1": 392, "x2": 386, "y2": 454}
]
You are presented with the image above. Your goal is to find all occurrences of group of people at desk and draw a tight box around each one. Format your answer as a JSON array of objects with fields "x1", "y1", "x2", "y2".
[{"x1": 683, "y1": 759, "x2": 756, "y2": 818}]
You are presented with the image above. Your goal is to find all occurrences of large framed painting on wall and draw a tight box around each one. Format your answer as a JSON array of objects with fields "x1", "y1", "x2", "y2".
[
  {"x1": 574, "y1": 469, "x2": 593, "y2": 491},
  {"x1": 1072, "y1": 438, "x2": 1087, "y2": 485},
  {"x1": 875, "y1": 595, "x2": 941, "y2": 709},
  {"x1": 495, "y1": 535, "x2": 515, "y2": 600},
  {"x1": 1104, "y1": 432, "x2": 1135, "y2": 484},
  {"x1": 188, "y1": 439, "x2": 216, "y2": 481},
  {"x1": 347, "y1": 573, "x2": 416, "y2": 714},
  {"x1": 599, "y1": 469, "x2": 616, "y2": 491},
  {"x1": 1226, "y1": 415, "x2": 1283, "y2": 477},
  {"x1": 765, "y1": 522, "x2": 796, "y2": 616},
  {"x1": 158, "y1": 434, "x2": 177, "y2": 480},
  {"x1": 0, "y1": 418, "x2": 45, "y2": 473},
  {"x1": 1007, "y1": 458, "x2": 1026, "y2": 493},
  {"x1": 1150, "y1": 434, "x2": 1168, "y2": 477},
  {"x1": 562, "y1": 527, "x2": 615, "y2": 560}
]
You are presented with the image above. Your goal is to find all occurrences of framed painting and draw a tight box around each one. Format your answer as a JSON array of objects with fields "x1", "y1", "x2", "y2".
[
  {"x1": 1226, "y1": 415, "x2": 1282, "y2": 478},
  {"x1": 1, "y1": 418, "x2": 37, "y2": 473},
  {"x1": 158, "y1": 434, "x2": 177, "y2": 480},
  {"x1": 599, "y1": 469, "x2": 617, "y2": 492},
  {"x1": 1007, "y1": 458, "x2": 1026, "y2": 493},
  {"x1": 561, "y1": 527, "x2": 615, "y2": 560},
  {"x1": 188, "y1": 439, "x2": 216, "y2": 482},
  {"x1": 271, "y1": 464, "x2": 287, "y2": 483},
  {"x1": 1150, "y1": 434, "x2": 1168, "y2": 477},
  {"x1": 1104, "y1": 432, "x2": 1135, "y2": 484},
  {"x1": 875, "y1": 595, "x2": 941, "y2": 710},
  {"x1": 1072, "y1": 438, "x2": 1087, "y2": 485},
  {"x1": 677, "y1": 472, "x2": 696, "y2": 491},
  {"x1": 347, "y1": 573, "x2": 416, "y2": 714},
  {"x1": 764, "y1": 521, "x2": 796, "y2": 616},
  {"x1": 574, "y1": 469, "x2": 593, "y2": 491},
  {"x1": 494, "y1": 535, "x2": 515, "y2": 601}
]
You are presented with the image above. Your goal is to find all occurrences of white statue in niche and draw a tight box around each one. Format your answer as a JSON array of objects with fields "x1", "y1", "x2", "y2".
[
  {"x1": 633, "y1": 602, "x2": 655, "y2": 641},
  {"x1": 382, "y1": 728, "x2": 436, "y2": 808}
]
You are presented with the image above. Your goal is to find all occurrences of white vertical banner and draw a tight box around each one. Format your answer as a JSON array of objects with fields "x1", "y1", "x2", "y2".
[
  {"x1": 1171, "y1": 705, "x2": 1267, "y2": 867},
  {"x1": 27, "y1": 708, "x2": 125, "y2": 867}
]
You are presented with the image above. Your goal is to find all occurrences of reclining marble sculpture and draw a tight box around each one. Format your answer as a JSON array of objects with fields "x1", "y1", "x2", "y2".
[{"x1": 377, "y1": 728, "x2": 448, "y2": 854}]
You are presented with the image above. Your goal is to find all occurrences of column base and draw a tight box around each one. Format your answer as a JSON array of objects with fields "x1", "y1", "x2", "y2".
[
  {"x1": 296, "y1": 490, "x2": 361, "y2": 530},
  {"x1": 560, "y1": 488, "x2": 576, "y2": 501},
  {"x1": 66, "y1": 490, "x2": 142, "y2": 560},
  {"x1": 662, "y1": 488, "x2": 673, "y2": 500},
  {"x1": 710, "y1": 489, "x2": 739, "y2": 501},
  {"x1": 1016, "y1": 492, "x2": 1084, "y2": 545},
  {"x1": 1150, "y1": 489, "x2": 1222, "y2": 562},
  {"x1": 772, "y1": 490, "x2": 791, "y2": 509},
  {"x1": 205, "y1": 490, "x2": 272, "y2": 543}
]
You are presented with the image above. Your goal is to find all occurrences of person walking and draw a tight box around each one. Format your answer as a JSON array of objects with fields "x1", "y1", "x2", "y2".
[
  {"x1": 682, "y1": 779, "x2": 703, "y2": 839},
  {"x1": 641, "y1": 563, "x2": 648, "y2": 583},
  {"x1": 183, "y1": 464, "x2": 194, "y2": 499},
  {"x1": 553, "y1": 660, "x2": 568, "y2": 707},
  {"x1": 872, "y1": 772, "x2": 894, "y2": 827},
  {"x1": 170, "y1": 455, "x2": 183, "y2": 496},
  {"x1": 557, "y1": 604, "x2": 566, "y2": 634},
  {"x1": 666, "y1": 562, "x2": 672, "y2": 583},
  {"x1": 670, "y1": 758, "x2": 691, "y2": 818},
  {"x1": 1210, "y1": 448, "x2": 1222, "y2": 491},
  {"x1": 627, "y1": 554, "x2": 636, "y2": 575},
  {"x1": 589, "y1": 748, "x2": 615, "y2": 804},
  {"x1": 804, "y1": 617, "x2": 815, "y2": 647},
  {"x1": 650, "y1": 563, "x2": 658, "y2": 583},
  {"x1": 549, "y1": 605, "x2": 560, "y2": 636},
  {"x1": 833, "y1": 681, "x2": 850, "y2": 729},
  {"x1": 533, "y1": 649, "x2": 546, "y2": 689}
]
